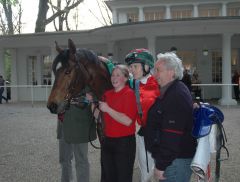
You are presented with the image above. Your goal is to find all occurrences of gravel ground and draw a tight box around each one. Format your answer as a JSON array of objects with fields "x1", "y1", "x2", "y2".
[{"x1": 0, "y1": 102, "x2": 239, "y2": 182}]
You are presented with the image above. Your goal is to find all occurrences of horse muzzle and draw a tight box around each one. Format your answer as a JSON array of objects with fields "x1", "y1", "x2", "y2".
[
  {"x1": 47, "y1": 102, "x2": 58, "y2": 114},
  {"x1": 47, "y1": 101, "x2": 70, "y2": 114}
]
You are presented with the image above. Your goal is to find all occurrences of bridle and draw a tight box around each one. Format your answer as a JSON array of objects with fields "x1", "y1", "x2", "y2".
[{"x1": 62, "y1": 52, "x2": 92, "y2": 109}]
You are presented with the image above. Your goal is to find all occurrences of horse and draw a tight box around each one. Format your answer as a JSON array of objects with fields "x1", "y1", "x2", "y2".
[{"x1": 47, "y1": 39, "x2": 113, "y2": 114}]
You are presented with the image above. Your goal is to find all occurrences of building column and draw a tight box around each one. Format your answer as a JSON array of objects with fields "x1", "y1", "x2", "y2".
[
  {"x1": 139, "y1": 7, "x2": 144, "y2": 21},
  {"x1": 222, "y1": 3, "x2": 227, "y2": 16},
  {"x1": 219, "y1": 33, "x2": 237, "y2": 105},
  {"x1": 166, "y1": 5, "x2": 171, "y2": 19},
  {"x1": 10, "y1": 49, "x2": 18, "y2": 102},
  {"x1": 36, "y1": 54, "x2": 42, "y2": 85},
  {"x1": 193, "y1": 4, "x2": 199, "y2": 17},
  {"x1": 146, "y1": 36, "x2": 156, "y2": 61},
  {"x1": 0, "y1": 48, "x2": 4, "y2": 76},
  {"x1": 112, "y1": 8, "x2": 118, "y2": 24}
]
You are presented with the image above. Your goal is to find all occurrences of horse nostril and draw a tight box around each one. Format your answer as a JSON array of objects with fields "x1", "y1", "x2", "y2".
[{"x1": 47, "y1": 103, "x2": 58, "y2": 114}]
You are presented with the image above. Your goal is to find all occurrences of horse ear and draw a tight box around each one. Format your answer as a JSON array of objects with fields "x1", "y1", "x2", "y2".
[
  {"x1": 68, "y1": 39, "x2": 76, "y2": 55},
  {"x1": 55, "y1": 41, "x2": 63, "y2": 53}
]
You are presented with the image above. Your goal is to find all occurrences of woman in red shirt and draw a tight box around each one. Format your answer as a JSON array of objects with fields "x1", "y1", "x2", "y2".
[{"x1": 97, "y1": 64, "x2": 138, "y2": 182}]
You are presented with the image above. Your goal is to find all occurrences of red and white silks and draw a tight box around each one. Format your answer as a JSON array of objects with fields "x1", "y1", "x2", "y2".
[
  {"x1": 137, "y1": 134, "x2": 155, "y2": 182},
  {"x1": 191, "y1": 124, "x2": 218, "y2": 182}
]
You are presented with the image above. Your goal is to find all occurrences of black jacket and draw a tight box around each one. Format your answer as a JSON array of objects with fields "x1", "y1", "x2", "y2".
[{"x1": 145, "y1": 80, "x2": 197, "y2": 171}]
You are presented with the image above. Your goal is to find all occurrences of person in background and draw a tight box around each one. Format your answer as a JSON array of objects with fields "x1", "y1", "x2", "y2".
[
  {"x1": 181, "y1": 69, "x2": 192, "y2": 93},
  {"x1": 192, "y1": 71, "x2": 202, "y2": 101},
  {"x1": 232, "y1": 70, "x2": 240, "y2": 101},
  {"x1": 125, "y1": 48, "x2": 160, "y2": 182},
  {"x1": 145, "y1": 52, "x2": 197, "y2": 182},
  {"x1": 57, "y1": 87, "x2": 96, "y2": 182},
  {"x1": 0, "y1": 75, "x2": 8, "y2": 104},
  {"x1": 91, "y1": 64, "x2": 138, "y2": 182}
]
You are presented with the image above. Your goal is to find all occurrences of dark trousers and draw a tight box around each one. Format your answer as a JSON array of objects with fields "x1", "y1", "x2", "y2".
[
  {"x1": 0, "y1": 88, "x2": 7, "y2": 103},
  {"x1": 233, "y1": 86, "x2": 239, "y2": 100},
  {"x1": 101, "y1": 135, "x2": 136, "y2": 182}
]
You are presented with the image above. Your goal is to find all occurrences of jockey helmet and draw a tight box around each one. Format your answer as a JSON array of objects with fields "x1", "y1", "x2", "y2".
[{"x1": 125, "y1": 48, "x2": 154, "y2": 69}]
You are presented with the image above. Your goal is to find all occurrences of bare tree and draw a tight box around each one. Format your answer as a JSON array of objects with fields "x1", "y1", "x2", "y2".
[
  {"x1": 0, "y1": 0, "x2": 22, "y2": 35},
  {"x1": 81, "y1": 0, "x2": 112, "y2": 28},
  {"x1": 35, "y1": 0, "x2": 83, "y2": 32},
  {"x1": 97, "y1": 0, "x2": 112, "y2": 25}
]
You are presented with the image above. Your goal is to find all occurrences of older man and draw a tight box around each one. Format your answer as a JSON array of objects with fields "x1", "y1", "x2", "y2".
[{"x1": 144, "y1": 52, "x2": 197, "y2": 182}]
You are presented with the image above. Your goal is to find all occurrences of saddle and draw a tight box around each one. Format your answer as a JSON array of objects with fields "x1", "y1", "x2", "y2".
[{"x1": 192, "y1": 103, "x2": 224, "y2": 138}]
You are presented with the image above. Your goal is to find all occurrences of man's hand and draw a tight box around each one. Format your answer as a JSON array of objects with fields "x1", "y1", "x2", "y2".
[
  {"x1": 154, "y1": 168, "x2": 166, "y2": 181},
  {"x1": 86, "y1": 93, "x2": 93, "y2": 102}
]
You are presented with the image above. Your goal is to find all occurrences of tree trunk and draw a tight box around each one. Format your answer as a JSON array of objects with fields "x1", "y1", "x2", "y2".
[
  {"x1": 2, "y1": 0, "x2": 14, "y2": 34},
  {"x1": 35, "y1": 0, "x2": 49, "y2": 33}
]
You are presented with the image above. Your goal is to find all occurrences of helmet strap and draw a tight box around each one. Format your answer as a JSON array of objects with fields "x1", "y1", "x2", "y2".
[{"x1": 142, "y1": 63, "x2": 150, "y2": 76}]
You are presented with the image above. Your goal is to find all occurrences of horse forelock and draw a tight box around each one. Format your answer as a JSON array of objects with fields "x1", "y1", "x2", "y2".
[{"x1": 53, "y1": 49, "x2": 70, "y2": 74}]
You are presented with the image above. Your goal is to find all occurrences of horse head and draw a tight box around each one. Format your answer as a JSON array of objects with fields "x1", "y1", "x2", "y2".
[{"x1": 47, "y1": 39, "x2": 112, "y2": 114}]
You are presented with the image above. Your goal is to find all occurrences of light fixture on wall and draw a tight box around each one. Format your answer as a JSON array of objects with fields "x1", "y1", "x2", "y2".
[{"x1": 202, "y1": 49, "x2": 209, "y2": 56}]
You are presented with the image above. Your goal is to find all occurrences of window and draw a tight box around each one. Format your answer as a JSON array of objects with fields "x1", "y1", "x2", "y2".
[
  {"x1": 177, "y1": 51, "x2": 197, "y2": 73},
  {"x1": 42, "y1": 55, "x2": 52, "y2": 85},
  {"x1": 227, "y1": 7, "x2": 240, "y2": 16},
  {"x1": 199, "y1": 8, "x2": 220, "y2": 17},
  {"x1": 27, "y1": 56, "x2": 37, "y2": 85},
  {"x1": 227, "y1": 3, "x2": 240, "y2": 16},
  {"x1": 145, "y1": 11, "x2": 165, "y2": 21},
  {"x1": 127, "y1": 13, "x2": 138, "y2": 22},
  {"x1": 171, "y1": 9, "x2": 192, "y2": 19},
  {"x1": 212, "y1": 51, "x2": 222, "y2": 83}
]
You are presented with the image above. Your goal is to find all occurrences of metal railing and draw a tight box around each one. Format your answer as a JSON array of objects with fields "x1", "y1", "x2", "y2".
[
  {"x1": 192, "y1": 83, "x2": 238, "y2": 101},
  {"x1": 1, "y1": 83, "x2": 238, "y2": 106},
  {"x1": 0, "y1": 85, "x2": 52, "y2": 107}
]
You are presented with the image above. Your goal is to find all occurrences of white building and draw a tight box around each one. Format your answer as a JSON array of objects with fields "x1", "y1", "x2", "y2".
[{"x1": 0, "y1": 0, "x2": 239, "y2": 105}]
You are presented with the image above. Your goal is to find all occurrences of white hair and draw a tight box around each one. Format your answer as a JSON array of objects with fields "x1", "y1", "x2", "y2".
[{"x1": 156, "y1": 52, "x2": 184, "y2": 80}]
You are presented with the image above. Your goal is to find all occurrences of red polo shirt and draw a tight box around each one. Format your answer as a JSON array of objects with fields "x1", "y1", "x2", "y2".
[{"x1": 103, "y1": 85, "x2": 138, "y2": 137}]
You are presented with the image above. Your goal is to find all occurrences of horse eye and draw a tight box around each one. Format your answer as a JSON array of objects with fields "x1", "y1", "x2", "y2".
[{"x1": 65, "y1": 70, "x2": 70, "y2": 74}]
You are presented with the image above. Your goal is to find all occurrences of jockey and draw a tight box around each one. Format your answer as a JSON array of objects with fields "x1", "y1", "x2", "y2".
[{"x1": 125, "y1": 48, "x2": 160, "y2": 182}]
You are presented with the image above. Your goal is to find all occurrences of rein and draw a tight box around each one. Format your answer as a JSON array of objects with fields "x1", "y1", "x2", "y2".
[
  {"x1": 70, "y1": 94, "x2": 105, "y2": 150},
  {"x1": 89, "y1": 104, "x2": 105, "y2": 149}
]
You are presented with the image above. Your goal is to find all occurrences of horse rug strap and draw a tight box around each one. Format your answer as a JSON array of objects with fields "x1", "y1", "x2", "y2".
[{"x1": 135, "y1": 80, "x2": 143, "y2": 119}]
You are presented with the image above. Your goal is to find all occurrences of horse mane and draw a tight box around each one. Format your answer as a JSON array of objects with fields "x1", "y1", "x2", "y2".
[
  {"x1": 73, "y1": 48, "x2": 112, "y2": 99},
  {"x1": 76, "y1": 48, "x2": 100, "y2": 65}
]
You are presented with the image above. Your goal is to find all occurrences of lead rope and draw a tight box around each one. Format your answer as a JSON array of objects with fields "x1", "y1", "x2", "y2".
[{"x1": 135, "y1": 80, "x2": 149, "y2": 173}]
